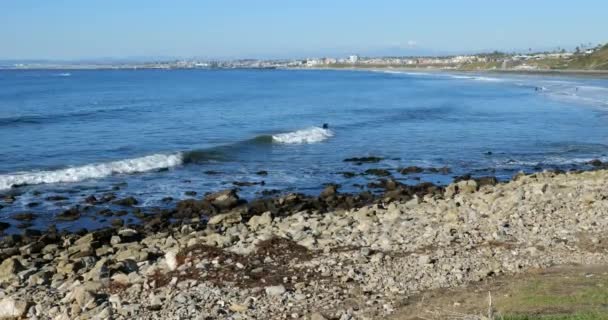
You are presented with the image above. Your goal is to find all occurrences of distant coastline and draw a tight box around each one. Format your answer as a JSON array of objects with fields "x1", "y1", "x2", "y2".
[
  {"x1": 304, "y1": 66, "x2": 608, "y2": 78},
  {"x1": 2, "y1": 42, "x2": 607, "y2": 74}
]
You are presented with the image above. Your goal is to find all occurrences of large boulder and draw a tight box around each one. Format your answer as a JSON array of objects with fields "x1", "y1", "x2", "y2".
[
  {"x1": 0, "y1": 258, "x2": 23, "y2": 285},
  {"x1": 208, "y1": 211, "x2": 243, "y2": 226},
  {"x1": 0, "y1": 297, "x2": 28, "y2": 318},
  {"x1": 247, "y1": 211, "x2": 272, "y2": 230},
  {"x1": 204, "y1": 189, "x2": 241, "y2": 211},
  {"x1": 319, "y1": 184, "x2": 338, "y2": 199}
]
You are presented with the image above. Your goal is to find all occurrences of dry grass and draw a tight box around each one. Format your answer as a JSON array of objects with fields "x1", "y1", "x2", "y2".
[{"x1": 391, "y1": 265, "x2": 608, "y2": 320}]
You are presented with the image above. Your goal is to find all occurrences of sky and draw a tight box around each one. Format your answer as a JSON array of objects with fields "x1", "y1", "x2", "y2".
[{"x1": 1, "y1": 0, "x2": 607, "y2": 60}]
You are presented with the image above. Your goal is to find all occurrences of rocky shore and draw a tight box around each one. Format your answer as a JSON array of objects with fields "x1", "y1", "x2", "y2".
[{"x1": 2, "y1": 168, "x2": 608, "y2": 319}]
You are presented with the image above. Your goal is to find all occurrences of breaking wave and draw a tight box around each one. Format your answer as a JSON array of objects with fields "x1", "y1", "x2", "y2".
[
  {"x1": 271, "y1": 127, "x2": 334, "y2": 144},
  {"x1": 445, "y1": 74, "x2": 503, "y2": 82},
  {"x1": 0, "y1": 153, "x2": 183, "y2": 190},
  {"x1": 0, "y1": 127, "x2": 334, "y2": 189}
]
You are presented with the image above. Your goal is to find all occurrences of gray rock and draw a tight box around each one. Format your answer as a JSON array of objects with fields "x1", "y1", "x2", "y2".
[
  {"x1": 208, "y1": 211, "x2": 242, "y2": 226},
  {"x1": 0, "y1": 297, "x2": 29, "y2": 318},
  {"x1": 265, "y1": 285, "x2": 286, "y2": 296},
  {"x1": 0, "y1": 257, "x2": 23, "y2": 284}
]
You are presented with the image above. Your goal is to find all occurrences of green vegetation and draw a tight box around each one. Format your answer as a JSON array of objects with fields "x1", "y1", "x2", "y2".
[
  {"x1": 501, "y1": 312, "x2": 608, "y2": 320},
  {"x1": 394, "y1": 265, "x2": 608, "y2": 320}
]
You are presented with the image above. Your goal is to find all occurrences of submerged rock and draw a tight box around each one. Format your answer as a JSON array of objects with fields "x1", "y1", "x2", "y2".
[
  {"x1": 364, "y1": 168, "x2": 391, "y2": 177},
  {"x1": 398, "y1": 166, "x2": 424, "y2": 174},
  {"x1": 113, "y1": 196, "x2": 139, "y2": 207},
  {"x1": 56, "y1": 207, "x2": 81, "y2": 221},
  {"x1": 45, "y1": 195, "x2": 68, "y2": 201},
  {"x1": 10, "y1": 212, "x2": 37, "y2": 221},
  {"x1": 343, "y1": 156, "x2": 384, "y2": 163}
]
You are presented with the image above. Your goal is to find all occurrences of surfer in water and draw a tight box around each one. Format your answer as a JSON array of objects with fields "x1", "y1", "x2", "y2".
[{"x1": 322, "y1": 123, "x2": 329, "y2": 129}]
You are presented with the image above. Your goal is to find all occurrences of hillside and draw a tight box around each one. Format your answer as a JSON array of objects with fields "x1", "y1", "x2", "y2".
[{"x1": 567, "y1": 44, "x2": 608, "y2": 70}]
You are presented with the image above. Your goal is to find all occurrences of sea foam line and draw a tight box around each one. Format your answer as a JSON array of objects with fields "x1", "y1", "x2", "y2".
[{"x1": 0, "y1": 153, "x2": 183, "y2": 190}]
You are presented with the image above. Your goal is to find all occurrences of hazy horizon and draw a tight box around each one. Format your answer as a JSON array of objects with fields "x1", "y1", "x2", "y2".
[{"x1": 1, "y1": 0, "x2": 607, "y2": 61}]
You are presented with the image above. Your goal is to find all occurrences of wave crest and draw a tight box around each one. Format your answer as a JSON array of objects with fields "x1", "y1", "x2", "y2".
[
  {"x1": 272, "y1": 127, "x2": 334, "y2": 144},
  {"x1": 0, "y1": 153, "x2": 183, "y2": 190}
]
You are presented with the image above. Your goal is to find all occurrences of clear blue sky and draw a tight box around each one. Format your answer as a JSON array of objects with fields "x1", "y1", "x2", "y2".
[{"x1": 1, "y1": 0, "x2": 606, "y2": 60}]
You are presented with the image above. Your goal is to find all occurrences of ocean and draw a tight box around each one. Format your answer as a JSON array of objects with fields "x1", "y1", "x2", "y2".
[{"x1": 1, "y1": 68, "x2": 608, "y2": 231}]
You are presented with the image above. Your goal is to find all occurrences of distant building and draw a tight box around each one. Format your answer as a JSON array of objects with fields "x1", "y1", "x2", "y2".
[{"x1": 348, "y1": 55, "x2": 359, "y2": 63}]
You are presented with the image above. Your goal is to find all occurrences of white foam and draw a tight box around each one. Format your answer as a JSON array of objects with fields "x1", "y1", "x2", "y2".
[
  {"x1": 379, "y1": 70, "x2": 433, "y2": 76},
  {"x1": 0, "y1": 153, "x2": 183, "y2": 190},
  {"x1": 446, "y1": 74, "x2": 503, "y2": 82},
  {"x1": 272, "y1": 127, "x2": 334, "y2": 144}
]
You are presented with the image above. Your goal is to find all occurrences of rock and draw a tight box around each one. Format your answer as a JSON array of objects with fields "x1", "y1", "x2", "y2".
[
  {"x1": 229, "y1": 303, "x2": 248, "y2": 313},
  {"x1": 247, "y1": 211, "x2": 272, "y2": 230},
  {"x1": 56, "y1": 207, "x2": 80, "y2": 221},
  {"x1": 364, "y1": 169, "x2": 391, "y2": 177},
  {"x1": 399, "y1": 166, "x2": 424, "y2": 174},
  {"x1": 0, "y1": 222, "x2": 9, "y2": 231},
  {"x1": 115, "y1": 248, "x2": 148, "y2": 262},
  {"x1": 111, "y1": 218, "x2": 124, "y2": 227},
  {"x1": 208, "y1": 211, "x2": 242, "y2": 226},
  {"x1": 45, "y1": 195, "x2": 68, "y2": 201},
  {"x1": 427, "y1": 166, "x2": 452, "y2": 174},
  {"x1": 117, "y1": 228, "x2": 139, "y2": 240},
  {"x1": 111, "y1": 272, "x2": 130, "y2": 285},
  {"x1": 3, "y1": 195, "x2": 16, "y2": 204},
  {"x1": 148, "y1": 294, "x2": 162, "y2": 310},
  {"x1": 113, "y1": 196, "x2": 138, "y2": 206},
  {"x1": 85, "y1": 195, "x2": 98, "y2": 204},
  {"x1": 110, "y1": 235, "x2": 122, "y2": 245},
  {"x1": 11, "y1": 212, "x2": 37, "y2": 221},
  {"x1": 588, "y1": 159, "x2": 603, "y2": 167},
  {"x1": 320, "y1": 185, "x2": 338, "y2": 198},
  {"x1": 310, "y1": 312, "x2": 328, "y2": 320},
  {"x1": 84, "y1": 258, "x2": 109, "y2": 282},
  {"x1": 185, "y1": 191, "x2": 197, "y2": 196},
  {"x1": 445, "y1": 179, "x2": 478, "y2": 197},
  {"x1": 265, "y1": 285, "x2": 286, "y2": 296},
  {"x1": 71, "y1": 286, "x2": 96, "y2": 308},
  {"x1": 475, "y1": 176, "x2": 498, "y2": 188},
  {"x1": 343, "y1": 156, "x2": 383, "y2": 164},
  {"x1": 205, "y1": 189, "x2": 241, "y2": 211},
  {"x1": 0, "y1": 297, "x2": 28, "y2": 318},
  {"x1": 340, "y1": 171, "x2": 357, "y2": 178},
  {"x1": 0, "y1": 257, "x2": 23, "y2": 284},
  {"x1": 165, "y1": 250, "x2": 178, "y2": 271},
  {"x1": 256, "y1": 170, "x2": 268, "y2": 176},
  {"x1": 458, "y1": 180, "x2": 478, "y2": 194},
  {"x1": 233, "y1": 181, "x2": 264, "y2": 187}
]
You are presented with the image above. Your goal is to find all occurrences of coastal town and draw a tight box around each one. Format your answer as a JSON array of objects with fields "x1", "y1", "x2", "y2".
[{"x1": 3, "y1": 43, "x2": 607, "y2": 71}]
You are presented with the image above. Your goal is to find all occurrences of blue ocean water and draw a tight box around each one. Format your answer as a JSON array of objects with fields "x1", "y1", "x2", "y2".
[{"x1": 1, "y1": 69, "x2": 608, "y2": 230}]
